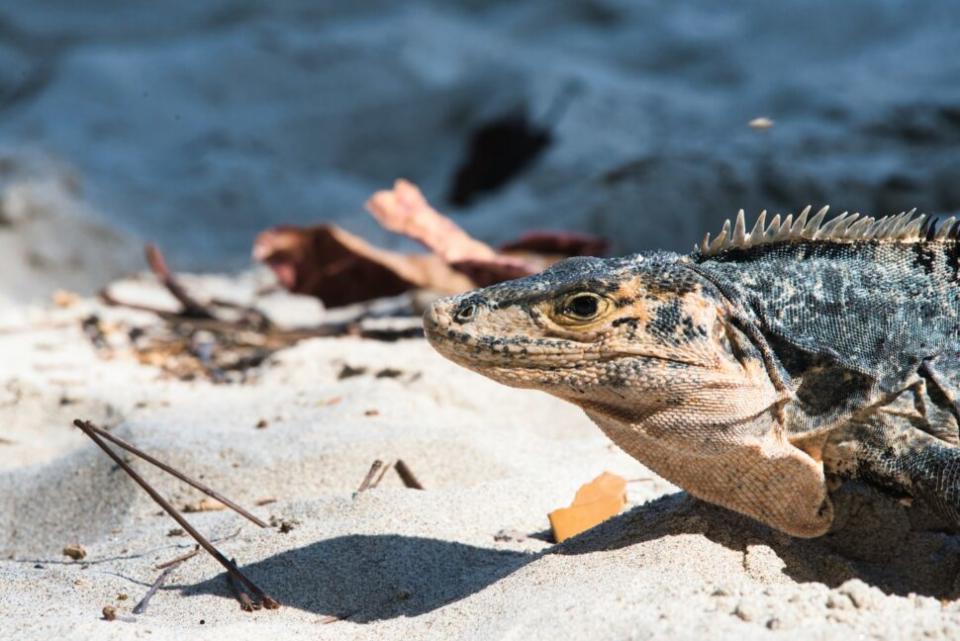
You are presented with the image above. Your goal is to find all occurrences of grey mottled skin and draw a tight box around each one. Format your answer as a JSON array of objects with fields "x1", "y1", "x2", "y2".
[
  {"x1": 693, "y1": 239, "x2": 960, "y2": 524},
  {"x1": 423, "y1": 220, "x2": 960, "y2": 537}
]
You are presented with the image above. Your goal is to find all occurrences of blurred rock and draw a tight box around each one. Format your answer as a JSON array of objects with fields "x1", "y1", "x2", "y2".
[{"x1": 0, "y1": 0, "x2": 956, "y2": 275}]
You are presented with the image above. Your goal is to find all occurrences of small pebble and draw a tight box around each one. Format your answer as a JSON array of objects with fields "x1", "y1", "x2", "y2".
[{"x1": 733, "y1": 601, "x2": 760, "y2": 622}]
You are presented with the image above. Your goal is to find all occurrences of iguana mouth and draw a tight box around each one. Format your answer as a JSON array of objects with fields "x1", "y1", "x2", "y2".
[{"x1": 425, "y1": 319, "x2": 707, "y2": 371}]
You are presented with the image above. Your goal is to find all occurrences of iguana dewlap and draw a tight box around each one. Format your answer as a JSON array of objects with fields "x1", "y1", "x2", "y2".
[{"x1": 423, "y1": 207, "x2": 960, "y2": 538}]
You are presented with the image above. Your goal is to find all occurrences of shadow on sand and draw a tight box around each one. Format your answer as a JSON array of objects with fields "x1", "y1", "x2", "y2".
[{"x1": 185, "y1": 483, "x2": 960, "y2": 620}]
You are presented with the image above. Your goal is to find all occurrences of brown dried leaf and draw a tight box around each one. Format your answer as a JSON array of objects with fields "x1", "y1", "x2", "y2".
[
  {"x1": 499, "y1": 230, "x2": 608, "y2": 259},
  {"x1": 255, "y1": 179, "x2": 609, "y2": 303},
  {"x1": 253, "y1": 224, "x2": 472, "y2": 306},
  {"x1": 448, "y1": 257, "x2": 540, "y2": 288}
]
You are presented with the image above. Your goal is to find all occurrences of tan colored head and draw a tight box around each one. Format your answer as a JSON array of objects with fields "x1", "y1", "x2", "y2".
[
  {"x1": 424, "y1": 254, "x2": 750, "y2": 410},
  {"x1": 423, "y1": 253, "x2": 833, "y2": 538}
]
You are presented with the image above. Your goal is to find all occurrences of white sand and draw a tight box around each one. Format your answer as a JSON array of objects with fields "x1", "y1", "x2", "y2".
[{"x1": 2, "y1": 276, "x2": 960, "y2": 641}]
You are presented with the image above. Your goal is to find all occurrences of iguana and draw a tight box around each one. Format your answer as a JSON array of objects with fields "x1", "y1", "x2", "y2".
[{"x1": 423, "y1": 206, "x2": 960, "y2": 537}]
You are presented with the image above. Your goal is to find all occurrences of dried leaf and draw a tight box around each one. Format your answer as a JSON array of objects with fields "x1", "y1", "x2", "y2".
[
  {"x1": 253, "y1": 223, "x2": 472, "y2": 306},
  {"x1": 256, "y1": 179, "x2": 608, "y2": 303},
  {"x1": 548, "y1": 472, "x2": 627, "y2": 543},
  {"x1": 448, "y1": 257, "x2": 539, "y2": 288},
  {"x1": 365, "y1": 179, "x2": 500, "y2": 263},
  {"x1": 499, "y1": 230, "x2": 609, "y2": 259},
  {"x1": 182, "y1": 498, "x2": 226, "y2": 513}
]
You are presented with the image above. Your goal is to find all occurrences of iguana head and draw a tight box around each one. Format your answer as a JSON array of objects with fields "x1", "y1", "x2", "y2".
[
  {"x1": 423, "y1": 252, "x2": 750, "y2": 408},
  {"x1": 424, "y1": 251, "x2": 834, "y2": 538}
]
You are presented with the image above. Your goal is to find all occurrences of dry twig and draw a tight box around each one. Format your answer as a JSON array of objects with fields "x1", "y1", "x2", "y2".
[
  {"x1": 356, "y1": 459, "x2": 386, "y2": 494},
  {"x1": 394, "y1": 459, "x2": 425, "y2": 490},
  {"x1": 144, "y1": 244, "x2": 216, "y2": 320},
  {"x1": 132, "y1": 563, "x2": 181, "y2": 615},
  {"x1": 73, "y1": 419, "x2": 279, "y2": 610},
  {"x1": 77, "y1": 421, "x2": 267, "y2": 527},
  {"x1": 227, "y1": 558, "x2": 260, "y2": 612},
  {"x1": 355, "y1": 458, "x2": 425, "y2": 493},
  {"x1": 154, "y1": 546, "x2": 201, "y2": 570}
]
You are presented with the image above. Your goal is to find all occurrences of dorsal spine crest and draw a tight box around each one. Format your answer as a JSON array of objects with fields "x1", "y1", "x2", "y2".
[{"x1": 697, "y1": 206, "x2": 958, "y2": 257}]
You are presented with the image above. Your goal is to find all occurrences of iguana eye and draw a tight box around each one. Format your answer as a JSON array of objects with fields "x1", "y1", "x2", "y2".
[
  {"x1": 455, "y1": 303, "x2": 477, "y2": 323},
  {"x1": 558, "y1": 292, "x2": 608, "y2": 323}
]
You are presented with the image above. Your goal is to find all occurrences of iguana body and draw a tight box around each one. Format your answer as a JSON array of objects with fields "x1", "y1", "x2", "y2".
[{"x1": 423, "y1": 207, "x2": 960, "y2": 537}]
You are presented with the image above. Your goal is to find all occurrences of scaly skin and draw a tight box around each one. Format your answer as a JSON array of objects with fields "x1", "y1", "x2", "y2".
[{"x1": 423, "y1": 211, "x2": 960, "y2": 538}]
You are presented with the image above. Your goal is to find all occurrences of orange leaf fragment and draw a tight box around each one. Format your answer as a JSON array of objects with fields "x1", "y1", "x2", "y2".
[
  {"x1": 548, "y1": 472, "x2": 627, "y2": 543},
  {"x1": 182, "y1": 498, "x2": 226, "y2": 513}
]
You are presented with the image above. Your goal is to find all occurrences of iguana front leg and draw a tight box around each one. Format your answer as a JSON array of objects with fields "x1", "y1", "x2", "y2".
[{"x1": 826, "y1": 415, "x2": 960, "y2": 526}]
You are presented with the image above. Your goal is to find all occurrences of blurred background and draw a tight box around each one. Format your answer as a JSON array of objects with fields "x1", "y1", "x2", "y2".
[{"x1": 1, "y1": 0, "x2": 959, "y2": 301}]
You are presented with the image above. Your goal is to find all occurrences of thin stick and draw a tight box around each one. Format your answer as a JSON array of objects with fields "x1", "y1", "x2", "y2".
[
  {"x1": 155, "y1": 546, "x2": 200, "y2": 570},
  {"x1": 132, "y1": 563, "x2": 180, "y2": 615},
  {"x1": 356, "y1": 460, "x2": 385, "y2": 493},
  {"x1": 77, "y1": 420, "x2": 268, "y2": 528},
  {"x1": 72, "y1": 419, "x2": 279, "y2": 609},
  {"x1": 209, "y1": 298, "x2": 273, "y2": 331},
  {"x1": 394, "y1": 459, "x2": 424, "y2": 490},
  {"x1": 227, "y1": 558, "x2": 259, "y2": 611},
  {"x1": 370, "y1": 459, "x2": 393, "y2": 489},
  {"x1": 153, "y1": 528, "x2": 241, "y2": 570},
  {"x1": 145, "y1": 244, "x2": 216, "y2": 320},
  {"x1": 99, "y1": 288, "x2": 178, "y2": 319}
]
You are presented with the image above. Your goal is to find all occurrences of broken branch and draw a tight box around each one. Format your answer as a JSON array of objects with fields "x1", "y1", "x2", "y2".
[
  {"x1": 395, "y1": 459, "x2": 424, "y2": 490},
  {"x1": 356, "y1": 459, "x2": 386, "y2": 494},
  {"x1": 76, "y1": 420, "x2": 267, "y2": 528},
  {"x1": 132, "y1": 563, "x2": 181, "y2": 615},
  {"x1": 227, "y1": 558, "x2": 260, "y2": 612},
  {"x1": 72, "y1": 419, "x2": 279, "y2": 610},
  {"x1": 145, "y1": 244, "x2": 216, "y2": 319}
]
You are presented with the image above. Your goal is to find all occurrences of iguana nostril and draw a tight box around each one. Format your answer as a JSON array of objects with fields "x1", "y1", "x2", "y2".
[{"x1": 455, "y1": 303, "x2": 477, "y2": 323}]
